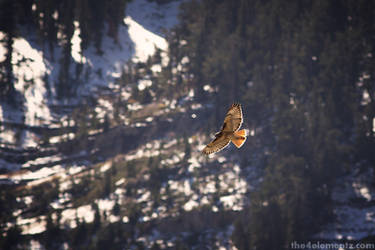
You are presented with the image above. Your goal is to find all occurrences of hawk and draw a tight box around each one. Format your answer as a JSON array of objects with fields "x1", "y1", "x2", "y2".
[{"x1": 202, "y1": 103, "x2": 247, "y2": 154}]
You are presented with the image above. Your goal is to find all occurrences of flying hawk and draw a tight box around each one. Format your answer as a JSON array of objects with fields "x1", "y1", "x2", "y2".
[{"x1": 202, "y1": 103, "x2": 247, "y2": 154}]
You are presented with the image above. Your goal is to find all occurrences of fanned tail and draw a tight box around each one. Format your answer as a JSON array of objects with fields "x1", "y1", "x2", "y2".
[
  {"x1": 235, "y1": 129, "x2": 246, "y2": 137},
  {"x1": 231, "y1": 129, "x2": 247, "y2": 148}
]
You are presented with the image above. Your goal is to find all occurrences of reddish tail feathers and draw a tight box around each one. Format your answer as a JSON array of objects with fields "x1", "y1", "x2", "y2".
[{"x1": 232, "y1": 129, "x2": 247, "y2": 148}]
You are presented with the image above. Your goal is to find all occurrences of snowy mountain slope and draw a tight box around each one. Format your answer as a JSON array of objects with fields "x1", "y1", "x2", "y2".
[
  {"x1": 2, "y1": 107, "x2": 249, "y2": 248},
  {"x1": 0, "y1": 0, "x2": 181, "y2": 167}
]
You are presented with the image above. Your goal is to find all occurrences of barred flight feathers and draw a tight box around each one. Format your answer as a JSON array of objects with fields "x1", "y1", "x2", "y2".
[{"x1": 202, "y1": 103, "x2": 247, "y2": 155}]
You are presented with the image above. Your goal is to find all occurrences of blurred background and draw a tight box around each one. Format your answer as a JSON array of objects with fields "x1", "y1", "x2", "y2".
[{"x1": 0, "y1": 0, "x2": 375, "y2": 249}]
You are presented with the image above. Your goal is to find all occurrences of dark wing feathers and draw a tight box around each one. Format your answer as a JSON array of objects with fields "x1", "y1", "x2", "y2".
[
  {"x1": 202, "y1": 103, "x2": 244, "y2": 155},
  {"x1": 202, "y1": 133, "x2": 231, "y2": 155}
]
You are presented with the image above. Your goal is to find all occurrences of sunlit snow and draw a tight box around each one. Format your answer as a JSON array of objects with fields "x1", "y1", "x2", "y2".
[
  {"x1": 61, "y1": 204, "x2": 94, "y2": 228},
  {"x1": 50, "y1": 193, "x2": 71, "y2": 209},
  {"x1": 138, "y1": 78, "x2": 153, "y2": 91},
  {"x1": 71, "y1": 21, "x2": 87, "y2": 63},
  {"x1": 22, "y1": 154, "x2": 63, "y2": 168},
  {"x1": 203, "y1": 84, "x2": 215, "y2": 93},
  {"x1": 353, "y1": 182, "x2": 372, "y2": 201},
  {"x1": 12, "y1": 37, "x2": 52, "y2": 127},
  {"x1": 0, "y1": 31, "x2": 5, "y2": 61},
  {"x1": 100, "y1": 162, "x2": 112, "y2": 173},
  {"x1": 124, "y1": 16, "x2": 168, "y2": 64},
  {"x1": 184, "y1": 199, "x2": 199, "y2": 211},
  {"x1": 12, "y1": 165, "x2": 63, "y2": 181},
  {"x1": 18, "y1": 215, "x2": 46, "y2": 235}
]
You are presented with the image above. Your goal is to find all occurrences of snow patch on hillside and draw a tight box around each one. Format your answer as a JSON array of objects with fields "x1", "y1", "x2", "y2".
[
  {"x1": 61, "y1": 204, "x2": 94, "y2": 228},
  {"x1": 0, "y1": 32, "x2": 5, "y2": 61},
  {"x1": 12, "y1": 37, "x2": 52, "y2": 127},
  {"x1": 75, "y1": 0, "x2": 179, "y2": 92},
  {"x1": 124, "y1": 16, "x2": 168, "y2": 64},
  {"x1": 0, "y1": 0, "x2": 181, "y2": 129},
  {"x1": 71, "y1": 21, "x2": 87, "y2": 64},
  {"x1": 17, "y1": 215, "x2": 46, "y2": 235}
]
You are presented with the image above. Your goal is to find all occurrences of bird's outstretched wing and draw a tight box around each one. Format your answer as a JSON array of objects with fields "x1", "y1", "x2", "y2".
[
  {"x1": 222, "y1": 103, "x2": 243, "y2": 132},
  {"x1": 202, "y1": 103, "x2": 245, "y2": 155},
  {"x1": 202, "y1": 132, "x2": 231, "y2": 155}
]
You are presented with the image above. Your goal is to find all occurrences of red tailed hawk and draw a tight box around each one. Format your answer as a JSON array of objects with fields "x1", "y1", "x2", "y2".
[{"x1": 202, "y1": 103, "x2": 247, "y2": 154}]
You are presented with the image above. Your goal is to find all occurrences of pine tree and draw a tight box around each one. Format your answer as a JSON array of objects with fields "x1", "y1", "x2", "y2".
[
  {"x1": 0, "y1": 0, "x2": 16, "y2": 102},
  {"x1": 0, "y1": 225, "x2": 23, "y2": 249},
  {"x1": 92, "y1": 203, "x2": 101, "y2": 231},
  {"x1": 56, "y1": 0, "x2": 75, "y2": 98}
]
